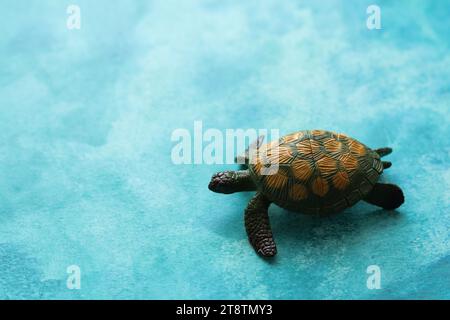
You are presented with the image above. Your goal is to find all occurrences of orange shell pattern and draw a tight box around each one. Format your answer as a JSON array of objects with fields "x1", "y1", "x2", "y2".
[{"x1": 249, "y1": 130, "x2": 383, "y2": 214}]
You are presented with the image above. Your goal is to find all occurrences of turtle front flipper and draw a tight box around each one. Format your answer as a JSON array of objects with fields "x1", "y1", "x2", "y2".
[
  {"x1": 235, "y1": 135, "x2": 265, "y2": 165},
  {"x1": 245, "y1": 193, "x2": 277, "y2": 258},
  {"x1": 364, "y1": 183, "x2": 404, "y2": 210}
]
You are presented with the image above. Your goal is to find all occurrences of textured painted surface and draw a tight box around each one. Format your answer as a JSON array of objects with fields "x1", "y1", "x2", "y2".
[{"x1": 0, "y1": 0, "x2": 449, "y2": 299}]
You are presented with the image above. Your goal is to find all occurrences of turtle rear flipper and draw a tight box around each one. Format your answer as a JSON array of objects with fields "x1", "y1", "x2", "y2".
[
  {"x1": 364, "y1": 183, "x2": 404, "y2": 210},
  {"x1": 245, "y1": 193, "x2": 277, "y2": 258},
  {"x1": 235, "y1": 135, "x2": 265, "y2": 166},
  {"x1": 374, "y1": 147, "x2": 393, "y2": 158}
]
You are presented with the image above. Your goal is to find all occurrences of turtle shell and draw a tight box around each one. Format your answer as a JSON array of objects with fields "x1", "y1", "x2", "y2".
[{"x1": 248, "y1": 130, "x2": 384, "y2": 214}]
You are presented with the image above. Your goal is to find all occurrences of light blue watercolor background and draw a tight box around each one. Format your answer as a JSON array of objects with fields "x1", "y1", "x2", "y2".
[{"x1": 0, "y1": 0, "x2": 449, "y2": 299}]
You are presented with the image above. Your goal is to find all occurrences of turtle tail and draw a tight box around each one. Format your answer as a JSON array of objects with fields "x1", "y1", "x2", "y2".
[{"x1": 374, "y1": 147, "x2": 393, "y2": 170}]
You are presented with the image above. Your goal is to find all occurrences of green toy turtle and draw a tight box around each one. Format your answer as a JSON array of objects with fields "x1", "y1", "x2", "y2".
[{"x1": 208, "y1": 130, "x2": 404, "y2": 257}]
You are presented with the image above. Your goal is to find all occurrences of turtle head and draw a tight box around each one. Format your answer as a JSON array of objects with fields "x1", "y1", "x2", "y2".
[
  {"x1": 208, "y1": 171, "x2": 255, "y2": 194},
  {"x1": 208, "y1": 171, "x2": 239, "y2": 194}
]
